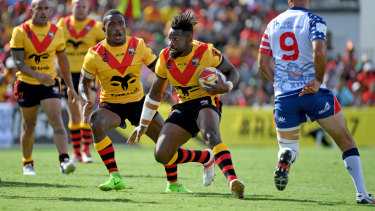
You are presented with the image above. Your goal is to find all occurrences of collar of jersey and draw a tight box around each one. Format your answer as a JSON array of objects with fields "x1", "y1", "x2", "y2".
[{"x1": 288, "y1": 7, "x2": 310, "y2": 12}]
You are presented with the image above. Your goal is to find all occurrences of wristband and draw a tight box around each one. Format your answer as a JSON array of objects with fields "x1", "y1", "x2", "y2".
[
  {"x1": 140, "y1": 95, "x2": 161, "y2": 128},
  {"x1": 225, "y1": 81, "x2": 233, "y2": 92}
]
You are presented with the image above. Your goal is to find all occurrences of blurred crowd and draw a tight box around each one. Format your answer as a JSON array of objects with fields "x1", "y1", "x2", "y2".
[{"x1": 0, "y1": 0, "x2": 374, "y2": 107}]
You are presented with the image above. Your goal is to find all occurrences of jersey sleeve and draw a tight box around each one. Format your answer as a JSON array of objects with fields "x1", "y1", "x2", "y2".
[
  {"x1": 9, "y1": 26, "x2": 24, "y2": 49},
  {"x1": 206, "y1": 44, "x2": 223, "y2": 68},
  {"x1": 259, "y1": 26, "x2": 273, "y2": 56},
  {"x1": 155, "y1": 51, "x2": 167, "y2": 79},
  {"x1": 55, "y1": 28, "x2": 66, "y2": 52},
  {"x1": 94, "y1": 21, "x2": 105, "y2": 42},
  {"x1": 309, "y1": 15, "x2": 327, "y2": 42},
  {"x1": 139, "y1": 38, "x2": 157, "y2": 67},
  {"x1": 82, "y1": 48, "x2": 98, "y2": 75}
]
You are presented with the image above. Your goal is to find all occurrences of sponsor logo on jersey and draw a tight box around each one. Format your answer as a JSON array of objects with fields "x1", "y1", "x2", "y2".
[
  {"x1": 67, "y1": 40, "x2": 84, "y2": 49},
  {"x1": 110, "y1": 74, "x2": 136, "y2": 91},
  {"x1": 192, "y1": 57, "x2": 200, "y2": 67},
  {"x1": 129, "y1": 47, "x2": 135, "y2": 56},
  {"x1": 28, "y1": 53, "x2": 49, "y2": 64},
  {"x1": 174, "y1": 85, "x2": 200, "y2": 96}
]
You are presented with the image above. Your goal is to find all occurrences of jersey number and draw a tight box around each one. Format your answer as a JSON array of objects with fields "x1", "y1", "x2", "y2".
[{"x1": 280, "y1": 32, "x2": 299, "y2": 61}]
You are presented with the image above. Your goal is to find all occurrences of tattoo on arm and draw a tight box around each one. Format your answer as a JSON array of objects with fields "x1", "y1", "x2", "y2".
[{"x1": 11, "y1": 49, "x2": 25, "y2": 71}]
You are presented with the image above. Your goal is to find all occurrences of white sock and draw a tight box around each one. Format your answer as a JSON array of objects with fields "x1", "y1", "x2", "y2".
[{"x1": 343, "y1": 156, "x2": 368, "y2": 196}]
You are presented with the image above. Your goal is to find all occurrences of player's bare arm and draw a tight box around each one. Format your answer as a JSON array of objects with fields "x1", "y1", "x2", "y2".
[
  {"x1": 258, "y1": 52, "x2": 275, "y2": 83},
  {"x1": 79, "y1": 69, "x2": 95, "y2": 123},
  {"x1": 204, "y1": 56, "x2": 239, "y2": 95},
  {"x1": 149, "y1": 63, "x2": 174, "y2": 105},
  {"x1": 11, "y1": 48, "x2": 55, "y2": 86},
  {"x1": 56, "y1": 50, "x2": 79, "y2": 103},
  {"x1": 299, "y1": 39, "x2": 326, "y2": 96},
  {"x1": 127, "y1": 75, "x2": 168, "y2": 146}
]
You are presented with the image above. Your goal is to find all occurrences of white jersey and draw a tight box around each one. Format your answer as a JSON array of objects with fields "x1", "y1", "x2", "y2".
[{"x1": 259, "y1": 7, "x2": 327, "y2": 96}]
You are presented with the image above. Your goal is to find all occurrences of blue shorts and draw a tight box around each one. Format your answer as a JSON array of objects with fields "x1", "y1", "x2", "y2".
[{"x1": 273, "y1": 88, "x2": 341, "y2": 129}]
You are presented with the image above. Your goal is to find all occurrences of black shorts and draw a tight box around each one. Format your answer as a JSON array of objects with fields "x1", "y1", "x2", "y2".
[
  {"x1": 61, "y1": 73, "x2": 98, "y2": 98},
  {"x1": 14, "y1": 78, "x2": 61, "y2": 107},
  {"x1": 166, "y1": 96, "x2": 222, "y2": 137},
  {"x1": 98, "y1": 97, "x2": 158, "y2": 128}
]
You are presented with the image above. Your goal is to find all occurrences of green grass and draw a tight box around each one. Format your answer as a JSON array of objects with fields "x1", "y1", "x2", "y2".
[{"x1": 0, "y1": 145, "x2": 374, "y2": 210}]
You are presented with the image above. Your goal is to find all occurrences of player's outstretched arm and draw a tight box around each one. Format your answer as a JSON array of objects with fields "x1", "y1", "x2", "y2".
[
  {"x1": 79, "y1": 69, "x2": 95, "y2": 124},
  {"x1": 57, "y1": 50, "x2": 79, "y2": 103},
  {"x1": 127, "y1": 75, "x2": 168, "y2": 146}
]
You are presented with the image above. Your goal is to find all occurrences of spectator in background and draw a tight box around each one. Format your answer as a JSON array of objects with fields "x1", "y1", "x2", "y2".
[{"x1": 333, "y1": 78, "x2": 354, "y2": 106}]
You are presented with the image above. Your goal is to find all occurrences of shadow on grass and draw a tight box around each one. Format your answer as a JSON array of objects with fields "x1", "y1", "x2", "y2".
[
  {"x1": 0, "y1": 194, "x2": 159, "y2": 204},
  {"x1": 0, "y1": 181, "x2": 81, "y2": 188},
  {"x1": 192, "y1": 192, "x2": 341, "y2": 206}
]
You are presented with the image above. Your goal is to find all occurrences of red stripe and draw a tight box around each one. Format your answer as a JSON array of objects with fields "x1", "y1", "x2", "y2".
[
  {"x1": 188, "y1": 150, "x2": 196, "y2": 163},
  {"x1": 164, "y1": 164, "x2": 177, "y2": 169},
  {"x1": 69, "y1": 133, "x2": 81, "y2": 139},
  {"x1": 163, "y1": 42, "x2": 208, "y2": 86},
  {"x1": 92, "y1": 36, "x2": 139, "y2": 75},
  {"x1": 204, "y1": 157, "x2": 215, "y2": 168},
  {"x1": 81, "y1": 130, "x2": 92, "y2": 136},
  {"x1": 333, "y1": 95, "x2": 341, "y2": 114},
  {"x1": 263, "y1": 34, "x2": 269, "y2": 39},
  {"x1": 168, "y1": 179, "x2": 178, "y2": 182},
  {"x1": 22, "y1": 23, "x2": 58, "y2": 53},
  {"x1": 221, "y1": 165, "x2": 234, "y2": 174},
  {"x1": 227, "y1": 175, "x2": 238, "y2": 182},
  {"x1": 98, "y1": 146, "x2": 113, "y2": 156},
  {"x1": 65, "y1": 15, "x2": 96, "y2": 39},
  {"x1": 215, "y1": 153, "x2": 231, "y2": 164},
  {"x1": 71, "y1": 140, "x2": 81, "y2": 146},
  {"x1": 277, "y1": 163, "x2": 290, "y2": 170},
  {"x1": 178, "y1": 149, "x2": 188, "y2": 164},
  {"x1": 197, "y1": 150, "x2": 208, "y2": 163},
  {"x1": 166, "y1": 172, "x2": 177, "y2": 177},
  {"x1": 104, "y1": 158, "x2": 116, "y2": 165},
  {"x1": 108, "y1": 168, "x2": 118, "y2": 173},
  {"x1": 259, "y1": 48, "x2": 272, "y2": 55},
  {"x1": 260, "y1": 40, "x2": 270, "y2": 47},
  {"x1": 82, "y1": 138, "x2": 91, "y2": 143}
]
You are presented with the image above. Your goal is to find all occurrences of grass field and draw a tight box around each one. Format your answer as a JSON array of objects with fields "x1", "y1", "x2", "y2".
[{"x1": 0, "y1": 145, "x2": 374, "y2": 210}]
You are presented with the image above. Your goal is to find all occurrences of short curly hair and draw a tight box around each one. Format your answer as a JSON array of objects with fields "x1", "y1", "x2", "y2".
[
  {"x1": 103, "y1": 9, "x2": 124, "y2": 25},
  {"x1": 171, "y1": 11, "x2": 197, "y2": 33}
]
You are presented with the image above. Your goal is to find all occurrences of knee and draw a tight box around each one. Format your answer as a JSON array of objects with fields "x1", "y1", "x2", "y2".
[
  {"x1": 201, "y1": 127, "x2": 221, "y2": 146},
  {"x1": 154, "y1": 147, "x2": 173, "y2": 165},
  {"x1": 89, "y1": 111, "x2": 107, "y2": 134},
  {"x1": 23, "y1": 121, "x2": 37, "y2": 132}
]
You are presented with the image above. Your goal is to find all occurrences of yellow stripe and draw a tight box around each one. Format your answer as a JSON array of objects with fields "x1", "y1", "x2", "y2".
[
  {"x1": 80, "y1": 122, "x2": 91, "y2": 130},
  {"x1": 166, "y1": 152, "x2": 178, "y2": 166},
  {"x1": 23, "y1": 157, "x2": 33, "y2": 163},
  {"x1": 94, "y1": 136, "x2": 112, "y2": 151},
  {"x1": 212, "y1": 143, "x2": 229, "y2": 156},
  {"x1": 68, "y1": 123, "x2": 81, "y2": 130}
]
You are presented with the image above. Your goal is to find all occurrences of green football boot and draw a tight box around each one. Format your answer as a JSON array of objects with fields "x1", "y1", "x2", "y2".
[
  {"x1": 165, "y1": 182, "x2": 193, "y2": 193},
  {"x1": 99, "y1": 171, "x2": 126, "y2": 191}
]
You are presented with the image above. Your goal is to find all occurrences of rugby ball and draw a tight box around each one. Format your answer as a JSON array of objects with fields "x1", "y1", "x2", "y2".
[{"x1": 198, "y1": 67, "x2": 225, "y2": 88}]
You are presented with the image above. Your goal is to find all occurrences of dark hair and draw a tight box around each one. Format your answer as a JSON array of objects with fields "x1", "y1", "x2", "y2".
[
  {"x1": 171, "y1": 11, "x2": 197, "y2": 33},
  {"x1": 103, "y1": 9, "x2": 124, "y2": 25}
]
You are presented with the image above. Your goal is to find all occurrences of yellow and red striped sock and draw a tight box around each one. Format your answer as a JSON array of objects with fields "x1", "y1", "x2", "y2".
[
  {"x1": 23, "y1": 157, "x2": 33, "y2": 166},
  {"x1": 80, "y1": 122, "x2": 92, "y2": 154},
  {"x1": 213, "y1": 143, "x2": 238, "y2": 183},
  {"x1": 163, "y1": 148, "x2": 213, "y2": 182},
  {"x1": 94, "y1": 136, "x2": 118, "y2": 173},
  {"x1": 68, "y1": 123, "x2": 81, "y2": 155}
]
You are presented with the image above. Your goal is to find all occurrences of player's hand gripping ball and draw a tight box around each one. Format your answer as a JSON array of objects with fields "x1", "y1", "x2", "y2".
[{"x1": 198, "y1": 67, "x2": 225, "y2": 88}]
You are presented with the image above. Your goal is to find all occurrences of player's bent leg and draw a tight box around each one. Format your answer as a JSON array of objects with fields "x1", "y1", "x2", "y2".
[{"x1": 198, "y1": 108, "x2": 244, "y2": 198}]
